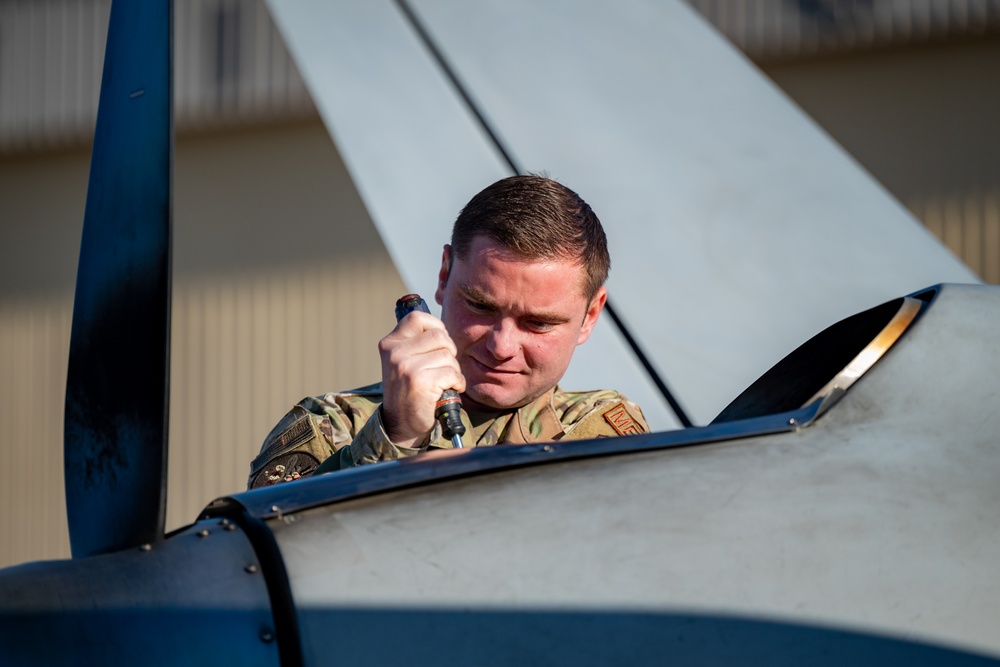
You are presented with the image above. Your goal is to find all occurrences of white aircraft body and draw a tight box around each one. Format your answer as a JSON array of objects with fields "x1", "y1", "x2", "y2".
[
  {"x1": 265, "y1": 0, "x2": 978, "y2": 428},
  {"x1": 0, "y1": 1, "x2": 996, "y2": 665},
  {"x1": 4, "y1": 283, "x2": 1000, "y2": 664}
]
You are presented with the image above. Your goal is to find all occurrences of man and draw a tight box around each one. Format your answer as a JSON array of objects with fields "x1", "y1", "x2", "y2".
[{"x1": 248, "y1": 175, "x2": 648, "y2": 488}]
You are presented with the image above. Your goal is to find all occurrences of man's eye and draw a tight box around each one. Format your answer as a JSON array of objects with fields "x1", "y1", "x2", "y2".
[
  {"x1": 527, "y1": 320, "x2": 554, "y2": 332},
  {"x1": 466, "y1": 299, "x2": 489, "y2": 312}
]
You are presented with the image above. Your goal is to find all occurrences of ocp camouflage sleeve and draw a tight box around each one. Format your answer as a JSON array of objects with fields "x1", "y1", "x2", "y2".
[
  {"x1": 249, "y1": 384, "x2": 650, "y2": 487},
  {"x1": 341, "y1": 403, "x2": 427, "y2": 467},
  {"x1": 554, "y1": 389, "x2": 650, "y2": 440},
  {"x1": 248, "y1": 383, "x2": 385, "y2": 488}
]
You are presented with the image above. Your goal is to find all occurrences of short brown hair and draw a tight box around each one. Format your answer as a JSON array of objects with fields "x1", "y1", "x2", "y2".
[{"x1": 450, "y1": 175, "x2": 610, "y2": 299}]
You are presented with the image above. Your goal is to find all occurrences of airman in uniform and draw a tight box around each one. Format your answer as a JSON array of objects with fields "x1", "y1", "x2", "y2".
[{"x1": 249, "y1": 175, "x2": 648, "y2": 488}]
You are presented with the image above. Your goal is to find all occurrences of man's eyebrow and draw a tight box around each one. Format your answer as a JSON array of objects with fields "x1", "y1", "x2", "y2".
[
  {"x1": 459, "y1": 285, "x2": 570, "y2": 324},
  {"x1": 459, "y1": 285, "x2": 499, "y2": 310}
]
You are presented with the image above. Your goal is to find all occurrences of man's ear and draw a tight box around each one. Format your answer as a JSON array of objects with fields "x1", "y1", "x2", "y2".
[
  {"x1": 434, "y1": 244, "x2": 452, "y2": 306},
  {"x1": 577, "y1": 286, "x2": 607, "y2": 346}
]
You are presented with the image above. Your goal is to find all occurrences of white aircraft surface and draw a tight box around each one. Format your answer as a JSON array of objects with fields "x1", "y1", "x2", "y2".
[
  {"x1": 265, "y1": 0, "x2": 978, "y2": 428},
  {"x1": 3, "y1": 283, "x2": 1000, "y2": 665},
  {"x1": 1, "y1": 1, "x2": 996, "y2": 665}
]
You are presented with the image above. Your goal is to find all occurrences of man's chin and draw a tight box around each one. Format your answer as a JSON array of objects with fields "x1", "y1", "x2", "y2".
[{"x1": 462, "y1": 384, "x2": 528, "y2": 413}]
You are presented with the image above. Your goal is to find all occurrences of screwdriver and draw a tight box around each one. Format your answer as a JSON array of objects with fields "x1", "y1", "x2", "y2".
[{"x1": 394, "y1": 294, "x2": 466, "y2": 449}]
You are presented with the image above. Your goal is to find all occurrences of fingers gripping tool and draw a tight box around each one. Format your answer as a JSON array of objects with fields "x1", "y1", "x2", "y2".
[{"x1": 394, "y1": 294, "x2": 466, "y2": 449}]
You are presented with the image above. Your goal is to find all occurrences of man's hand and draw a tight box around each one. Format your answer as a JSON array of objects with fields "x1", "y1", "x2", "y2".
[{"x1": 378, "y1": 310, "x2": 466, "y2": 449}]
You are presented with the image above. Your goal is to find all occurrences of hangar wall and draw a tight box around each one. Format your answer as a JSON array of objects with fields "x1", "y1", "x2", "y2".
[
  {"x1": 687, "y1": 0, "x2": 1000, "y2": 284},
  {"x1": 0, "y1": 119, "x2": 404, "y2": 567},
  {"x1": 763, "y1": 39, "x2": 1000, "y2": 283}
]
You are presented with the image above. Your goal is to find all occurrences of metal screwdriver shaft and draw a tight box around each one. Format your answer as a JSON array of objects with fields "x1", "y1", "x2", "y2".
[{"x1": 395, "y1": 294, "x2": 466, "y2": 449}]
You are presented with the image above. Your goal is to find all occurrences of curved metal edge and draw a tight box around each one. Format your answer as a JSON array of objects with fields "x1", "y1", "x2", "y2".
[
  {"x1": 907, "y1": 283, "x2": 942, "y2": 304},
  {"x1": 209, "y1": 285, "x2": 950, "y2": 524},
  {"x1": 805, "y1": 295, "x2": 925, "y2": 419},
  {"x1": 207, "y1": 401, "x2": 821, "y2": 523},
  {"x1": 205, "y1": 504, "x2": 303, "y2": 667},
  {"x1": 0, "y1": 519, "x2": 279, "y2": 667}
]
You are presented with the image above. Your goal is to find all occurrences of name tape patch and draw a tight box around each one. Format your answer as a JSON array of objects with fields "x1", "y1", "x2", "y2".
[{"x1": 602, "y1": 402, "x2": 643, "y2": 436}]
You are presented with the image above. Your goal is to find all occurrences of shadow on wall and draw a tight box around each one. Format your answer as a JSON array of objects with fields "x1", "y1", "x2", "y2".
[{"x1": 0, "y1": 119, "x2": 395, "y2": 302}]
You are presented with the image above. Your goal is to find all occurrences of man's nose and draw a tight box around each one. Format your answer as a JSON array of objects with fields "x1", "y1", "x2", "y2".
[{"x1": 486, "y1": 319, "x2": 519, "y2": 359}]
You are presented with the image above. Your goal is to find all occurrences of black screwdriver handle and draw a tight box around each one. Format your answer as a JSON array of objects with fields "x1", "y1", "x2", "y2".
[{"x1": 394, "y1": 294, "x2": 466, "y2": 446}]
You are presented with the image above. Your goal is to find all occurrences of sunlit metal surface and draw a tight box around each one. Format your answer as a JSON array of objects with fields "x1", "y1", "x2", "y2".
[
  {"x1": 805, "y1": 295, "x2": 923, "y2": 415},
  {"x1": 712, "y1": 288, "x2": 933, "y2": 424},
  {"x1": 265, "y1": 0, "x2": 978, "y2": 431},
  {"x1": 215, "y1": 403, "x2": 815, "y2": 522},
  {"x1": 257, "y1": 284, "x2": 1000, "y2": 660}
]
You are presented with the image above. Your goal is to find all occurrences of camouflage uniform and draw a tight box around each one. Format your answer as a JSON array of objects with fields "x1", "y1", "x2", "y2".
[{"x1": 248, "y1": 383, "x2": 648, "y2": 488}]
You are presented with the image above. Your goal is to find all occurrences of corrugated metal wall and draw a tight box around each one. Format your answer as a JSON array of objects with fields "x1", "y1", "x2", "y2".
[
  {"x1": 685, "y1": 1, "x2": 1000, "y2": 288},
  {"x1": 757, "y1": 32, "x2": 1000, "y2": 290},
  {"x1": 0, "y1": 295, "x2": 73, "y2": 562},
  {"x1": 686, "y1": 0, "x2": 1000, "y2": 61},
  {"x1": 0, "y1": 0, "x2": 109, "y2": 152},
  {"x1": 916, "y1": 189, "x2": 1000, "y2": 284},
  {"x1": 0, "y1": 0, "x2": 380, "y2": 568},
  {"x1": 167, "y1": 262, "x2": 404, "y2": 530},
  {"x1": 0, "y1": 0, "x2": 312, "y2": 153},
  {"x1": 165, "y1": 119, "x2": 407, "y2": 530},
  {"x1": 0, "y1": 120, "x2": 406, "y2": 568}
]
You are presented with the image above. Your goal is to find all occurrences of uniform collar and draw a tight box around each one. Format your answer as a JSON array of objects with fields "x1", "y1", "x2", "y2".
[{"x1": 506, "y1": 387, "x2": 564, "y2": 444}]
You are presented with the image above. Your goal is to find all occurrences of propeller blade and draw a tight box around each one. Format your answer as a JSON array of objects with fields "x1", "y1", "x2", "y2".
[{"x1": 64, "y1": 0, "x2": 173, "y2": 558}]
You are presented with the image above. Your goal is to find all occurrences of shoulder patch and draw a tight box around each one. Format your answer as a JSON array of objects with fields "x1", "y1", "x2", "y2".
[
  {"x1": 603, "y1": 402, "x2": 644, "y2": 436},
  {"x1": 261, "y1": 414, "x2": 316, "y2": 458},
  {"x1": 250, "y1": 451, "x2": 321, "y2": 489}
]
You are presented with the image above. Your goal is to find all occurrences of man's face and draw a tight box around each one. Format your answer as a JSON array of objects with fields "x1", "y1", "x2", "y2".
[{"x1": 435, "y1": 236, "x2": 606, "y2": 412}]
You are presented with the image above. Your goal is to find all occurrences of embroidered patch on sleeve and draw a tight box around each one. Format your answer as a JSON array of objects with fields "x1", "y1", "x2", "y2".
[
  {"x1": 262, "y1": 414, "x2": 315, "y2": 457},
  {"x1": 602, "y1": 402, "x2": 643, "y2": 436},
  {"x1": 250, "y1": 452, "x2": 321, "y2": 489}
]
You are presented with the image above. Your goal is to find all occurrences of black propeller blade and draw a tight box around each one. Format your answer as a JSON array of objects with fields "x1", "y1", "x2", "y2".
[{"x1": 64, "y1": 0, "x2": 173, "y2": 558}]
